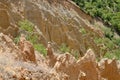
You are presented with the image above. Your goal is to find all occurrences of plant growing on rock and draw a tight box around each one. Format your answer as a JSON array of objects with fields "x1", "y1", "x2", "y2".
[
  {"x1": 60, "y1": 43, "x2": 70, "y2": 53},
  {"x1": 14, "y1": 19, "x2": 47, "y2": 56}
]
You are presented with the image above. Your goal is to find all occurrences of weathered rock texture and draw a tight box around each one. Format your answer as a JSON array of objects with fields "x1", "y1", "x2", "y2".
[
  {"x1": 0, "y1": 0, "x2": 104, "y2": 56},
  {"x1": 0, "y1": 0, "x2": 120, "y2": 80},
  {"x1": 18, "y1": 34, "x2": 37, "y2": 63},
  {"x1": 0, "y1": 33, "x2": 119, "y2": 80},
  {"x1": 99, "y1": 59, "x2": 120, "y2": 80}
]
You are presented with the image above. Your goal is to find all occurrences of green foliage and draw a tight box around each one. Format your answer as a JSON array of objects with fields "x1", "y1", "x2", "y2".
[
  {"x1": 71, "y1": 50, "x2": 80, "y2": 59},
  {"x1": 113, "y1": 49, "x2": 120, "y2": 60},
  {"x1": 60, "y1": 43, "x2": 70, "y2": 53},
  {"x1": 15, "y1": 19, "x2": 47, "y2": 56},
  {"x1": 73, "y1": 0, "x2": 120, "y2": 35},
  {"x1": 34, "y1": 44, "x2": 47, "y2": 56},
  {"x1": 26, "y1": 34, "x2": 38, "y2": 44},
  {"x1": 104, "y1": 49, "x2": 120, "y2": 60},
  {"x1": 113, "y1": 38, "x2": 120, "y2": 47},
  {"x1": 18, "y1": 19, "x2": 34, "y2": 32},
  {"x1": 110, "y1": 12, "x2": 120, "y2": 34},
  {"x1": 94, "y1": 37, "x2": 120, "y2": 60},
  {"x1": 79, "y1": 28, "x2": 86, "y2": 34},
  {"x1": 60, "y1": 43, "x2": 80, "y2": 59},
  {"x1": 104, "y1": 52, "x2": 115, "y2": 59},
  {"x1": 73, "y1": 0, "x2": 120, "y2": 60},
  {"x1": 95, "y1": 37, "x2": 115, "y2": 51},
  {"x1": 14, "y1": 35, "x2": 20, "y2": 44}
]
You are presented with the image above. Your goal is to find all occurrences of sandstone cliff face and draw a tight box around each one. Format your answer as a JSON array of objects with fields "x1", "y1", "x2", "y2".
[
  {"x1": 0, "y1": 0, "x2": 120, "y2": 80},
  {"x1": 0, "y1": 0, "x2": 104, "y2": 56},
  {"x1": 0, "y1": 1, "x2": 18, "y2": 37},
  {"x1": 0, "y1": 33, "x2": 119, "y2": 80}
]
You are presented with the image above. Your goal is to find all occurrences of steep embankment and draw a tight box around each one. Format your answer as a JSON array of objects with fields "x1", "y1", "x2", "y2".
[
  {"x1": 72, "y1": 0, "x2": 120, "y2": 35},
  {"x1": 0, "y1": 0, "x2": 104, "y2": 57},
  {"x1": 0, "y1": 33, "x2": 119, "y2": 80}
]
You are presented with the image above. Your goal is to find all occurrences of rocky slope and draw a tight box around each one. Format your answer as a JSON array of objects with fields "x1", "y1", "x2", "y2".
[
  {"x1": 0, "y1": 0, "x2": 120, "y2": 80},
  {"x1": 0, "y1": 0, "x2": 104, "y2": 57},
  {"x1": 0, "y1": 33, "x2": 119, "y2": 80}
]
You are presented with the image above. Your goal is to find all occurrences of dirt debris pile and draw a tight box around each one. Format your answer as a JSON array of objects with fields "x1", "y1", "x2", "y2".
[{"x1": 0, "y1": 33, "x2": 120, "y2": 80}]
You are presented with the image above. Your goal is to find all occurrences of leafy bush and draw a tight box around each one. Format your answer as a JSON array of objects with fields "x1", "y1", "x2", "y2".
[
  {"x1": 104, "y1": 52, "x2": 115, "y2": 59},
  {"x1": 14, "y1": 19, "x2": 47, "y2": 56},
  {"x1": 14, "y1": 35, "x2": 20, "y2": 44},
  {"x1": 113, "y1": 38, "x2": 120, "y2": 47},
  {"x1": 26, "y1": 34, "x2": 38, "y2": 44},
  {"x1": 104, "y1": 49, "x2": 120, "y2": 60},
  {"x1": 34, "y1": 44, "x2": 47, "y2": 56},
  {"x1": 79, "y1": 28, "x2": 86, "y2": 34},
  {"x1": 18, "y1": 19, "x2": 34, "y2": 32},
  {"x1": 60, "y1": 43, "x2": 70, "y2": 53},
  {"x1": 103, "y1": 27, "x2": 114, "y2": 40},
  {"x1": 72, "y1": 0, "x2": 120, "y2": 35},
  {"x1": 113, "y1": 49, "x2": 120, "y2": 60},
  {"x1": 94, "y1": 37, "x2": 120, "y2": 60},
  {"x1": 71, "y1": 50, "x2": 80, "y2": 59},
  {"x1": 60, "y1": 43, "x2": 80, "y2": 59}
]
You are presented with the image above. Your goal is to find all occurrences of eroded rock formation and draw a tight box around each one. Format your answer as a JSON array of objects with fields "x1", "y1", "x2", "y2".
[
  {"x1": 0, "y1": 33, "x2": 119, "y2": 80},
  {"x1": 99, "y1": 59, "x2": 120, "y2": 80},
  {"x1": 46, "y1": 42, "x2": 58, "y2": 67},
  {"x1": 0, "y1": 0, "x2": 120, "y2": 80},
  {"x1": 18, "y1": 34, "x2": 37, "y2": 63},
  {"x1": 0, "y1": 0, "x2": 104, "y2": 56}
]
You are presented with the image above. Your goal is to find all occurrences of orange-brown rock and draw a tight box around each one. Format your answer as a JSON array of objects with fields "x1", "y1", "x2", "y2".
[
  {"x1": 0, "y1": 73, "x2": 3, "y2": 80},
  {"x1": 47, "y1": 42, "x2": 54, "y2": 57},
  {"x1": 0, "y1": 33, "x2": 21, "y2": 59},
  {"x1": 0, "y1": 9, "x2": 10, "y2": 29},
  {"x1": 0, "y1": 0, "x2": 104, "y2": 57},
  {"x1": 53, "y1": 49, "x2": 100, "y2": 80},
  {"x1": 53, "y1": 53, "x2": 77, "y2": 80},
  {"x1": 18, "y1": 34, "x2": 37, "y2": 63},
  {"x1": 0, "y1": 3, "x2": 18, "y2": 37},
  {"x1": 46, "y1": 42, "x2": 58, "y2": 67},
  {"x1": 78, "y1": 71, "x2": 87, "y2": 80},
  {"x1": 0, "y1": 34, "x2": 119, "y2": 80},
  {"x1": 76, "y1": 49, "x2": 101, "y2": 80},
  {"x1": 100, "y1": 59, "x2": 120, "y2": 80},
  {"x1": 0, "y1": 0, "x2": 120, "y2": 80}
]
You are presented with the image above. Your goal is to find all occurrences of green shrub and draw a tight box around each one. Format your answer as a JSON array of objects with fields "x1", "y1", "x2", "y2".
[
  {"x1": 14, "y1": 35, "x2": 20, "y2": 44},
  {"x1": 60, "y1": 43, "x2": 70, "y2": 53},
  {"x1": 18, "y1": 19, "x2": 34, "y2": 32},
  {"x1": 79, "y1": 28, "x2": 86, "y2": 34},
  {"x1": 18, "y1": 19, "x2": 37, "y2": 44},
  {"x1": 114, "y1": 49, "x2": 120, "y2": 60},
  {"x1": 71, "y1": 50, "x2": 79, "y2": 59},
  {"x1": 104, "y1": 38, "x2": 115, "y2": 50},
  {"x1": 103, "y1": 27, "x2": 114, "y2": 40},
  {"x1": 104, "y1": 49, "x2": 120, "y2": 60},
  {"x1": 34, "y1": 44, "x2": 47, "y2": 56},
  {"x1": 60, "y1": 43, "x2": 80, "y2": 59},
  {"x1": 94, "y1": 37, "x2": 103, "y2": 44},
  {"x1": 26, "y1": 34, "x2": 38, "y2": 44},
  {"x1": 95, "y1": 37, "x2": 120, "y2": 60},
  {"x1": 113, "y1": 38, "x2": 120, "y2": 47},
  {"x1": 104, "y1": 52, "x2": 115, "y2": 59},
  {"x1": 73, "y1": 0, "x2": 120, "y2": 34},
  {"x1": 14, "y1": 19, "x2": 47, "y2": 56}
]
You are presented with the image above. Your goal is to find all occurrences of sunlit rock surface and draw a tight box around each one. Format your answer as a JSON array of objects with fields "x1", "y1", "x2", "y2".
[
  {"x1": 0, "y1": 0, "x2": 104, "y2": 56},
  {"x1": 0, "y1": 33, "x2": 119, "y2": 80},
  {"x1": 0, "y1": 0, "x2": 119, "y2": 80}
]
